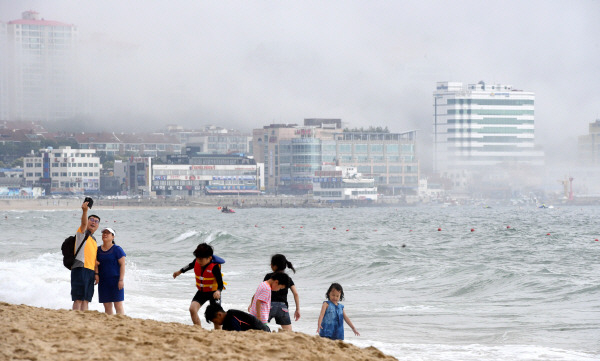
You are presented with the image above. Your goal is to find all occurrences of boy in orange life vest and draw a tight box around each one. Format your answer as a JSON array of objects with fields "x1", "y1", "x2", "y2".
[{"x1": 173, "y1": 243, "x2": 224, "y2": 328}]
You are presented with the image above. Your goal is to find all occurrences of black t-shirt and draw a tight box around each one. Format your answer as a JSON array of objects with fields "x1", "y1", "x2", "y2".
[
  {"x1": 263, "y1": 272, "x2": 295, "y2": 306},
  {"x1": 223, "y1": 309, "x2": 269, "y2": 332}
]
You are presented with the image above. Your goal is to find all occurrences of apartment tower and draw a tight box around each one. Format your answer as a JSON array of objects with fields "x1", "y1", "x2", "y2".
[{"x1": 2, "y1": 11, "x2": 80, "y2": 121}]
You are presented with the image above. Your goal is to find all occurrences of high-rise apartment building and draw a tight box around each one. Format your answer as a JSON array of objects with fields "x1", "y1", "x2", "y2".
[
  {"x1": 2, "y1": 11, "x2": 80, "y2": 121},
  {"x1": 433, "y1": 81, "x2": 544, "y2": 174},
  {"x1": 0, "y1": 21, "x2": 8, "y2": 120}
]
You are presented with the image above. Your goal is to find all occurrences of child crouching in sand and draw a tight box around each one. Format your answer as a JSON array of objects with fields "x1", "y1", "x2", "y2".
[{"x1": 317, "y1": 283, "x2": 359, "y2": 340}]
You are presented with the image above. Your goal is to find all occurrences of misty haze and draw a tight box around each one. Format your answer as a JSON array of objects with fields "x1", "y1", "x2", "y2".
[{"x1": 1, "y1": 0, "x2": 600, "y2": 201}]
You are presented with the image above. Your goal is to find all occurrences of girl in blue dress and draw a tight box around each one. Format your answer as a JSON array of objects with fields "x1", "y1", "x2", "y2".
[
  {"x1": 316, "y1": 283, "x2": 359, "y2": 340},
  {"x1": 97, "y1": 227, "x2": 126, "y2": 315}
]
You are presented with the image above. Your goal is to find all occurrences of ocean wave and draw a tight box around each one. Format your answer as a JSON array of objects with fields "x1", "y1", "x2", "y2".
[{"x1": 168, "y1": 230, "x2": 199, "y2": 244}]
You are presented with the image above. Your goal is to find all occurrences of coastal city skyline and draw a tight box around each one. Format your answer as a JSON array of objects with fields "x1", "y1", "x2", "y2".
[
  {"x1": 1, "y1": 1, "x2": 598, "y2": 160},
  {"x1": 2, "y1": 1, "x2": 600, "y2": 198}
]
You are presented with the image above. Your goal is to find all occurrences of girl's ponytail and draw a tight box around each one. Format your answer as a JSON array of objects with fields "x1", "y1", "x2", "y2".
[
  {"x1": 286, "y1": 260, "x2": 296, "y2": 273},
  {"x1": 271, "y1": 254, "x2": 296, "y2": 273}
]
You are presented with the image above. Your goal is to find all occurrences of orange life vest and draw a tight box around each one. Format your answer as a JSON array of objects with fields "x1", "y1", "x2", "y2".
[{"x1": 194, "y1": 261, "x2": 220, "y2": 292}]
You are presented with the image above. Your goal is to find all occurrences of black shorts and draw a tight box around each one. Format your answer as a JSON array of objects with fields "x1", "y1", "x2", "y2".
[
  {"x1": 71, "y1": 267, "x2": 95, "y2": 302},
  {"x1": 191, "y1": 290, "x2": 220, "y2": 306}
]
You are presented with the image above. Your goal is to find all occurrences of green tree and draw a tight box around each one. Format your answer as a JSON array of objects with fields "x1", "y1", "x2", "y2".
[{"x1": 11, "y1": 157, "x2": 24, "y2": 167}]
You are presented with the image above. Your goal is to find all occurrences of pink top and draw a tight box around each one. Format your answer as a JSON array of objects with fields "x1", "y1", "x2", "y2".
[{"x1": 249, "y1": 281, "x2": 271, "y2": 324}]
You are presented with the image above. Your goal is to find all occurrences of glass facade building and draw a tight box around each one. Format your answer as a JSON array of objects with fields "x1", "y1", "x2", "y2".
[
  {"x1": 334, "y1": 131, "x2": 418, "y2": 191},
  {"x1": 252, "y1": 120, "x2": 419, "y2": 194}
]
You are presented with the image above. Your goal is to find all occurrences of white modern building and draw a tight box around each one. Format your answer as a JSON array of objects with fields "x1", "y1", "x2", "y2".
[
  {"x1": 2, "y1": 10, "x2": 80, "y2": 121},
  {"x1": 433, "y1": 81, "x2": 544, "y2": 174},
  {"x1": 23, "y1": 146, "x2": 100, "y2": 195}
]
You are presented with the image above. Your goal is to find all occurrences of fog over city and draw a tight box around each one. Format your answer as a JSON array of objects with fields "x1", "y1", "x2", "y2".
[{"x1": 2, "y1": 0, "x2": 599, "y2": 170}]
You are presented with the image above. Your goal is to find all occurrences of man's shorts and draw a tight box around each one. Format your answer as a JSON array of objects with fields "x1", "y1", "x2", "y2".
[
  {"x1": 268, "y1": 301, "x2": 291, "y2": 325},
  {"x1": 192, "y1": 290, "x2": 220, "y2": 306},
  {"x1": 71, "y1": 267, "x2": 95, "y2": 302}
]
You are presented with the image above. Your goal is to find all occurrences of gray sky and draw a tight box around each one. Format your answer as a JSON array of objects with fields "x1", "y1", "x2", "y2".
[{"x1": 2, "y1": 0, "x2": 599, "y2": 161}]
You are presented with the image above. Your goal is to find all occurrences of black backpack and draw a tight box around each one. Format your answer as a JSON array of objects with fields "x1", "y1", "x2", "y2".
[{"x1": 61, "y1": 233, "x2": 89, "y2": 270}]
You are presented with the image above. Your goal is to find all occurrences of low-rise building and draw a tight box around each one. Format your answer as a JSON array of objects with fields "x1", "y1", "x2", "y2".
[
  {"x1": 167, "y1": 125, "x2": 251, "y2": 155},
  {"x1": 23, "y1": 146, "x2": 100, "y2": 195},
  {"x1": 72, "y1": 132, "x2": 182, "y2": 157},
  {"x1": 312, "y1": 166, "x2": 377, "y2": 202},
  {"x1": 153, "y1": 154, "x2": 263, "y2": 197}
]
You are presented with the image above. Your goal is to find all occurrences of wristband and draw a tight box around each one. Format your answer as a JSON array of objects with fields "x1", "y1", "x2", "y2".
[{"x1": 95, "y1": 273, "x2": 99, "y2": 275}]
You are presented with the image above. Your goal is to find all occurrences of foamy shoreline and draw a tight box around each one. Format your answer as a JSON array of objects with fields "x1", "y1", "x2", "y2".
[{"x1": 0, "y1": 302, "x2": 396, "y2": 361}]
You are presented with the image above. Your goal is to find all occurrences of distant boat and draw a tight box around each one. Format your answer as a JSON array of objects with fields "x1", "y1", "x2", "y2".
[
  {"x1": 538, "y1": 204, "x2": 554, "y2": 209},
  {"x1": 221, "y1": 207, "x2": 235, "y2": 213}
]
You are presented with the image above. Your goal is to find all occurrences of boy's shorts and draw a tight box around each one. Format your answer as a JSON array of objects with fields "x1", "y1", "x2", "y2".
[
  {"x1": 192, "y1": 290, "x2": 220, "y2": 306},
  {"x1": 71, "y1": 267, "x2": 95, "y2": 302},
  {"x1": 268, "y1": 301, "x2": 291, "y2": 325}
]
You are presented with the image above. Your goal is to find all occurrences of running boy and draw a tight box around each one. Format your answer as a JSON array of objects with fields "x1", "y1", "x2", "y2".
[
  {"x1": 248, "y1": 272, "x2": 290, "y2": 327},
  {"x1": 173, "y1": 243, "x2": 224, "y2": 328}
]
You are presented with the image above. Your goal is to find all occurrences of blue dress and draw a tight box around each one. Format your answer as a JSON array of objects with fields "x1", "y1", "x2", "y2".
[
  {"x1": 97, "y1": 244, "x2": 126, "y2": 303},
  {"x1": 319, "y1": 300, "x2": 344, "y2": 340}
]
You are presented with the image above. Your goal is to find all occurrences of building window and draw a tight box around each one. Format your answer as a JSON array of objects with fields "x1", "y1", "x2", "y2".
[
  {"x1": 339, "y1": 144, "x2": 352, "y2": 153},
  {"x1": 355, "y1": 144, "x2": 368, "y2": 153},
  {"x1": 370, "y1": 144, "x2": 383, "y2": 153},
  {"x1": 386, "y1": 144, "x2": 399, "y2": 154}
]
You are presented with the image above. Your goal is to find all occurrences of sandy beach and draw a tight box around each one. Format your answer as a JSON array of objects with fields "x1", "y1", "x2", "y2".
[{"x1": 0, "y1": 302, "x2": 396, "y2": 361}]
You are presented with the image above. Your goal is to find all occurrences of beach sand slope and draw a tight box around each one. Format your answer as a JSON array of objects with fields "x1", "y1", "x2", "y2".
[{"x1": 0, "y1": 302, "x2": 396, "y2": 361}]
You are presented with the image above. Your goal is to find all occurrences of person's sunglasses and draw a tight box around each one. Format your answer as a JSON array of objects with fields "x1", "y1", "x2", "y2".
[{"x1": 88, "y1": 218, "x2": 100, "y2": 224}]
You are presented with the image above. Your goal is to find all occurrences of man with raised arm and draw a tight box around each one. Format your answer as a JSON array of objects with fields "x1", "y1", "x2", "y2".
[{"x1": 71, "y1": 200, "x2": 100, "y2": 311}]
